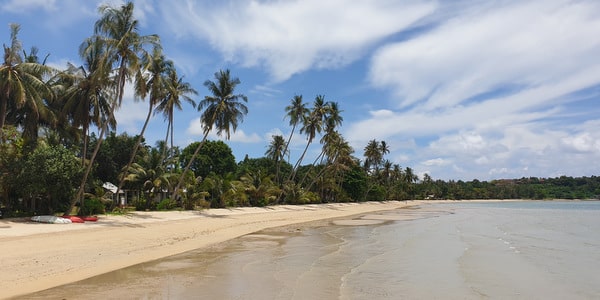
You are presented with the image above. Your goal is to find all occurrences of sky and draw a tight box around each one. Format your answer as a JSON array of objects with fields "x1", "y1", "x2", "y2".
[{"x1": 1, "y1": 0, "x2": 600, "y2": 181}]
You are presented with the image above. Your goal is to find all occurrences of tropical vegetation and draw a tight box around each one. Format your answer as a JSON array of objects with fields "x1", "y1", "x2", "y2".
[{"x1": 0, "y1": 2, "x2": 597, "y2": 218}]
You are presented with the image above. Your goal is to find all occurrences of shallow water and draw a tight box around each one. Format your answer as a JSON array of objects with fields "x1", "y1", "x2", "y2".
[{"x1": 20, "y1": 201, "x2": 600, "y2": 299}]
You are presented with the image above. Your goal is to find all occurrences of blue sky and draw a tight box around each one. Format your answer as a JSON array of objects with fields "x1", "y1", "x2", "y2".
[{"x1": 2, "y1": 0, "x2": 600, "y2": 181}]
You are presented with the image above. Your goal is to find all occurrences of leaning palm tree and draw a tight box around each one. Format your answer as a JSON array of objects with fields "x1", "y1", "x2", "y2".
[
  {"x1": 155, "y1": 68, "x2": 197, "y2": 163},
  {"x1": 71, "y1": 1, "x2": 159, "y2": 212},
  {"x1": 0, "y1": 24, "x2": 54, "y2": 137},
  {"x1": 170, "y1": 69, "x2": 248, "y2": 200},
  {"x1": 282, "y1": 95, "x2": 308, "y2": 162},
  {"x1": 289, "y1": 95, "x2": 327, "y2": 182},
  {"x1": 116, "y1": 46, "x2": 171, "y2": 197}
]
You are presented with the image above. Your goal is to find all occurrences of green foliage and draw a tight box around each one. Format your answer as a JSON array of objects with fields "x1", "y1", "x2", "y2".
[
  {"x1": 156, "y1": 198, "x2": 177, "y2": 211},
  {"x1": 14, "y1": 144, "x2": 82, "y2": 214},
  {"x1": 342, "y1": 165, "x2": 368, "y2": 201},
  {"x1": 79, "y1": 197, "x2": 105, "y2": 215},
  {"x1": 180, "y1": 140, "x2": 237, "y2": 178},
  {"x1": 90, "y1": 132, "x2": 143, "y2": 184},
  {"x1": 0, "y1": 126, "x2": 24, "y2": 209},
  {"x1": 367, "y1": 185, "x2": 386, "y2": 201}
]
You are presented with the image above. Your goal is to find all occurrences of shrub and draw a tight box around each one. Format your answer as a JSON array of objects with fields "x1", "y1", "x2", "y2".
[
  {"x1": 156, "y1": 198, "x2": 177, "y2": 211},
  {"x1": 79, "y1": 198, "x2": 105, "y2": 215}
]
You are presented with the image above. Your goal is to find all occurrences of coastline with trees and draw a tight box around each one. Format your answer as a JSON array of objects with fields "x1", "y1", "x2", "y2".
[{"x1": 1, "y1": 2, "x2": 597, "y2": 218}]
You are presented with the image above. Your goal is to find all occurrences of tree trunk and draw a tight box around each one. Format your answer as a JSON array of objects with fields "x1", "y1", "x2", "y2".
[
  {"x1": 170, "y1": 130, "x2": 210, "y2": 200},
  {"x1": 70, "y1": 58, "x2": 127, "y2": 213},
  {"x1": 115, "y1": 99, "x2": 154, "y2": 198}
]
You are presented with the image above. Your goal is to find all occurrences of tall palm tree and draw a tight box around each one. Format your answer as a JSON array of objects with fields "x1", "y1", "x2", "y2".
[
  {"x1": 116, "y1": 46, "x2": 171, "y2": 196},
  {"x1": 0, "y1": 24, "x2": 54, "y2": 137},
  {"x1": 72, "y1": 1, "x2": 159, "y2": 211},
  {"x1": 289, "y1": 95, "x2": 326, "y2": 182},
  {"x1": 282, "y1": 95, "x2": 308, "y2": 163},
  {"x1": 363, "y1": 139, "x2": 382, "y2": 173},
  {"x1": 60, "y1": 36, "x2": 113, "y2": 165},
  {"x1": 297, "y1": 100, "x2": 344, "y2": 188},
  {"x1": 170, "y1": 69, "x2": 248, "y2": 200},
  {"x1": 8, "y1": 46, "x2": 56, "y2": 149},
  {"x1": 155, "y1": 68, "x2": 197, "y2": 163},
  {"x1": 265, "y1": 134, "x2": 287, "y2": 184}
]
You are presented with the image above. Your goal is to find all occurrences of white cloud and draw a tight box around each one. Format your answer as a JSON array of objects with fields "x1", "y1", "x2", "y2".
[
  {"x1": 186, "y1": 118, "x2": 262, "y2": 143},
  {"x1": 160, "y1": 0, "x2": 436, "y2": 82},
  {"x1": 369, "y1": 0, "x2": 600, "y2": 110},
  {"x1": 422, "y1": 158, "x2": 450, "y2": 166},
  {"x1": 2, "y1": 0, "x2": 57, "y2": 13},
  {"x1": 561, "y1": 133, "x2": 600, "y2": 153},
  {"x1": 114, "y1": 84, "x2": 151, "y2": 134}
]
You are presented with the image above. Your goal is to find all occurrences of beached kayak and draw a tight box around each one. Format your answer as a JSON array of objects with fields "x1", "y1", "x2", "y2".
[
  {"x1": 80, "y1": 216, "x2": 99, "y2": 222},
  {"x1": 62, "y1": 215, "x2": 85, "y2": 223},
  {"x1": 31, "y1": 215, "x2": 72, "y2": 224}
]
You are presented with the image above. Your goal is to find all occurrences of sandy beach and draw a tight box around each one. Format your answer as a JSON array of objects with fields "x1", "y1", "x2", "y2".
[{"x1": 0, "y1": 201, "x2": 426, "y2": 299}]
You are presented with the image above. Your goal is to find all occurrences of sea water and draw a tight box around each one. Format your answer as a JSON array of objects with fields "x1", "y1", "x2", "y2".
[{"x1": 21, "y1": 201, "x2": 600, "y2": 299}]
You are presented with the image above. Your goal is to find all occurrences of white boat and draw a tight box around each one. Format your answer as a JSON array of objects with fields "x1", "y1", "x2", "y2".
[{"x1": 31, "y1": 215, "x2": 72, "y2": 224}]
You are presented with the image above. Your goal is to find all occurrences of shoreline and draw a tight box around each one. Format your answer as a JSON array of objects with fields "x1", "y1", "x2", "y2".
[{"x1": 1, "y1": 200, "x2": 430, "y2": 298}]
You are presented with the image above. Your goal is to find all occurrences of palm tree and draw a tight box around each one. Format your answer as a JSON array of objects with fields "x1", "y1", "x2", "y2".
[
  {"x1": 282, "y1": 95, "x2": 308, "y2": 163},
  {"x1": 0, "y1": 24, "x2": 54, "y2": 138},
  {"x1": 265, "y1": 134, "x2": 287, "y2": 184},
  {"x1": 170, "y1": 69, "x2": 248, "y2": 200},
  {"x1": 289, "y1": 95, "x2": 327, "y2": 182},
  {"x1": 363, "y1": 139, "x2": 381, "y2": 173},
  {"x1": 123, "y1": 147, "x2": 173, "y2": 208},
  {"x1": 60, "y1": 37, "x2": 113, "y2": 166},
  {"x1": 404, "y1": 166, "x2": 418, "y2": 199},
  {"x1": 298, "y1": 100, "x2": 344, "y2": 185},
  {"x1": 72, "y1": 1, "x2": 159, "y2": 211},
  {"x1": 116, "y1": 46, "x2": 171, "y2": 197},
  {"x1": 7, "y1": 46, "x2": 56, "y2": 149},
  {"x1": 155, "y1": 68, "x2": 197, "y2": 163}
]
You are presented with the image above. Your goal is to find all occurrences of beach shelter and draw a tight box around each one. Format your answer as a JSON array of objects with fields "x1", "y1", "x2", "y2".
[{"x1": 102, "y1": 182, "x2": 126, "y2": 205}]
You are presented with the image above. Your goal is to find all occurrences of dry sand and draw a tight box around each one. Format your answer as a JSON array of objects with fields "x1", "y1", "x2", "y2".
[{"x1": 0, "y1": 201, "x2": 430, "y2": 299}]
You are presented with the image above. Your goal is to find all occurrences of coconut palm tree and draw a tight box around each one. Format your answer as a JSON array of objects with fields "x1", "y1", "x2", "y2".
[
  {"x1": 265, "y1": 134, "x2": 287, "y2": 185},
  {"x1": 155, "y1": 68, "x2": 197, "y2": 163},
  {"x1": 72, "y1": 1, "x2": 159, "y2": 211},
  {"x1": 60, "y1": 36, "x2": 113, "y2": 165},
  {"x1": 116, "y1": 46, "x2": 172, "y2": 196},
  {"x1": 289, "y1": 95, "x2": 327, "y2": 182},
  {"x1": 283, "y1": 95, "x2": 308, "y2": 162},
  {"x1": 7, "y1": 46, "x2": 57, "y2": 149},
  {"x1": 170, "y1": 69, "x2": 248, "y2": 200},
  {"x1": 0, "y1": 24, "x2": 54, "y2": 138}
]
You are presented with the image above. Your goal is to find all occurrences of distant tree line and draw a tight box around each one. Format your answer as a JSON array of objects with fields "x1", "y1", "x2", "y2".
[{"x1": 416, "y1": 176, "x2": 600, "y2": 201}]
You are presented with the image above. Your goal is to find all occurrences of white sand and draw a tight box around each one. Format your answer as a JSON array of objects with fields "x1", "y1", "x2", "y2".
[{"x1": 0, "y1": 201, "x2": 429, "y2": 299}]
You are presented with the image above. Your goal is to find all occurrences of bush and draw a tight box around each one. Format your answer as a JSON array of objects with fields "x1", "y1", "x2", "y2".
[
  {"x1": 156, "y1": 198, "x2": 177, "y2": 211},
  {"x1": 79, "y1": 198, "x2": 106, "y2": 215}
]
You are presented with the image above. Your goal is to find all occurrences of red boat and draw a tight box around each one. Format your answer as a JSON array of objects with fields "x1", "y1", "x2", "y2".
[
  {"x1": 62, "y1": 215, "x2": 85, "y2": 223},
  {"x1": 80, "y1": 216, "x2": 99, "y2": 222}
]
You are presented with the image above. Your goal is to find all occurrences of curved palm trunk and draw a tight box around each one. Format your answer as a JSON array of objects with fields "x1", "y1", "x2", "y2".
[
  {"x1": 170, "y1": 130, "x2": 210, "y2": 200},
  {"x1": 115, "y1": 99, "x2": 154, "y2": 199},
  {"x1": 170, "y1": 112, "x2": 175, "y2": 158},
  {"x1": 289, "y1": 138, "x2": 312, "y2": 183},
  {"x1": 0, "y1": 94, "x2": 7, "y2": 134},
  {"x1": 71, "y1": 58, "x2": 127, "y2": 213},
  {"x1": 159, "y1": 119, "x2": 170, "y2": 165},
  {"x1": 298, "y1": 148, "x2": 325, "y2": 188}
]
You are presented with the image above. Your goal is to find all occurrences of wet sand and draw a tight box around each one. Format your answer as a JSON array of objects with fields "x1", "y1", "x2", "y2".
[
  {"x1": 19, "y1": 200, "x2": 600, "y2": 300},
  {"x1": 0, "y1": 201, "x2": 433, "y2": 299}
]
